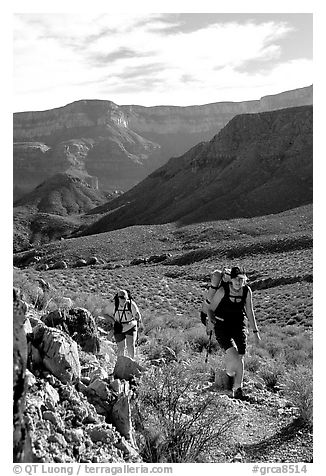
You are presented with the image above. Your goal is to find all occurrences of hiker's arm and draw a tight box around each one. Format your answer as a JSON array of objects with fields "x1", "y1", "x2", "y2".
[
  {"x1": 245, "y1": 288, "x2": 261, "y2": 342},
  {"x1": 131, "y1": 301, "x2": 142, "y2": 323}
]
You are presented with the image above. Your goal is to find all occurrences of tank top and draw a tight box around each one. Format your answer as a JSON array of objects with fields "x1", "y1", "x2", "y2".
[{"x1": 215, "y1": 283, "x2": 249, "y2": 326}]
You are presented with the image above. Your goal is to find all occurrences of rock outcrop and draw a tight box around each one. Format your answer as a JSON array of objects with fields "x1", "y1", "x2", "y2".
[
  {"x1": 13, "y1": 288, "x2": 33, "y2": 462},
  {"x1": 31, "y1": 324, "x2": 81, "y2": 384},
  {"x1": 42, "y1": 307, "x2": 100, "y2": 354}
]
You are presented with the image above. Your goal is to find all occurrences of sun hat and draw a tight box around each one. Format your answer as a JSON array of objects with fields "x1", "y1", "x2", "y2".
[
  {"x1": 117, "y1": 289, "x2": 128, "y2": 299},
  {"x1": 230, "y1": 266, "x2": 246, "y2": 279}
]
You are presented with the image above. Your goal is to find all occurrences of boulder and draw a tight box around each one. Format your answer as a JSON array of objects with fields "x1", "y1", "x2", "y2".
[
  {"x1": 51, "y1": 260, "x2": 68, "y2": 270},
  {"x1": 32, "y1": 324, "x2": 81, "y2": 384},
  {"x1": 75, "y1": 259, "x2": 87, "y2": 268},
  {"x1": 13, "y1": 288, "x2": 33, "y2": 462},
  {"x1": 147, "y1": 254, "x2": 169, "y2": 264},
  {"x1": 87, "y1": 379, "x2": 112, "y2": 401},
  {"x1": 113, "y1": 356, "x2": 145, "y2": 381},
  {"x1": 87, "y1": 257, "x2": 99, "y2": 265},
  {"x1": 36, "y1": 264, "x2": 49, "y2": 271},
  {"x1": 111, "y1": 394, "x2": 133, "y2": 441},
  {"x1": 130, "y1": 258, "x2": 147, "y2": 266},
  {"x1": 43, "y1": 307, "x2": 100, "y2": 354}
]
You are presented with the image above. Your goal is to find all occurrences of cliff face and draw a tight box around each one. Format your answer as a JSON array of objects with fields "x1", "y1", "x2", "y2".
[
  {"x1": 13, "y1": 86, "x2": 312, "y2": 198},
  {"x1": 81, "y1": 105, "x2": 313, "y2": 234}
]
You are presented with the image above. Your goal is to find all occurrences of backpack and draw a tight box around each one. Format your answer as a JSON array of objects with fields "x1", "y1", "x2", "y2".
[
  {"x1": 200, "y1": 268, "x2": 231, "y2": 325},
  {"x1": 113, "y1": 289, "x2": 132, "y2": 314},
  {"x1": 113, "y1": 290, "x2": 133, "y2": 333}
]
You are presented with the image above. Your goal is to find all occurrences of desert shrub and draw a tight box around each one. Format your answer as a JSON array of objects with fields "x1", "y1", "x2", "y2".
[
  {"x1": 134, "y1": 361, "x2": 237, "y2": 462},
  {"x1": 245, "y1": 353, "x2": 261, "y2": 373},
  {"x1": 280, "y1": 365, "x2": 313, "y2": 426},
  {"x1": 70, "y1": 292, "x2": 108, "y2": 317},
  {"x1": 258, "y1": 360, "x2": 285, "y2": 391},
  {"x1": 184, "y1": 326, "x2": 210, "y2": 352},
  {"x1": 142, "y1": 327, "x2": 189, "y2": 363}
]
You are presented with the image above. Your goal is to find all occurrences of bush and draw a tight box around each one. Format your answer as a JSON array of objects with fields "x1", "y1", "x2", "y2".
[
  {"x1": 259, "y1": 361, "x2": 285, "y2": 391},
  {"x1": 280, "y1": 366, "x2": 313, "y2": 426},
  {"x1": 133, "y1": 361, "x2": 237, "y2": 463}
]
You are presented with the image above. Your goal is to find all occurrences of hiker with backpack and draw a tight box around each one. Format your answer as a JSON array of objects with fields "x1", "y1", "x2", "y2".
[
  {"x1": 206, "y1": 266, "x2": 261, "y2": 400},
  {"x1": 105, "y1": 289, "x2": 142, "y2": 359}
]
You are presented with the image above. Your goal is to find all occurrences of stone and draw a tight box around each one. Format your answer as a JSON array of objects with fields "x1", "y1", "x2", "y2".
[
  {"x1": 42, "y1": 410, "x2": 61, "y2": 426},
  {"x1": 87, "y1": 257, "x2": 99, "y2": 265},
  {"x1": 89, "y1": 367, "x2": 108, "y2": 383},
  {"x1": 48, "y1": 433, "x2": 67, "y2": 447},
  {"x1": 44, "y1": 382, "x2": 60, "y2": 411},
  {"x1": 23, "y1": 318, "x2": 33, "y2": 335},
  {"x1": 25, "y1": 369, "x2": 36, "y2": 388},
  {"x1": 110, "y1": 379, "x2": 123, "y2": 394},
  {"x1": 28, "y1": 315, "x2": 44, "y2": 328},
  {"x1": 87, "y1": 379, "x2": 112, "y2": 401},
  {"x1": 75, "y1": 259, "x2": 87, "y2": 268},
  {"x1": 113, "y1": 356, "x2": 145, "y2": 381},
  {"x1": 33, "y1": 324, "x2": 81, "y2": 384},
  {"x1": 51, "y1": 260, "x2": 68, "y2": 270},
  {"x1": 111, "y1": 394, "x2": 133, "y2": 441},
  {"x1": 43, "y1": 307, "x2": 100, "y2": 354},
  {"x1": 86, "y1": 424, "x2": 111, "y2": 443}
]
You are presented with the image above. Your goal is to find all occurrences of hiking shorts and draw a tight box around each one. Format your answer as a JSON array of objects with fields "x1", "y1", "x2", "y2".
[
  {"x1": 114, "y1": 326, "x2": 137, "y2": 343},
  {"x1": 214, "y1": 320, "x2": 247, "y2": 355}
]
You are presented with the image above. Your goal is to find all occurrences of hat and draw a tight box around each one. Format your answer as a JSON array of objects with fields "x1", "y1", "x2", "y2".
[
  {"x1": 230, "y1": 267, "x2": 246, "y2": 279},
  {"x1": 117, "y1": 289, "x2": 128, "y2": 299}
]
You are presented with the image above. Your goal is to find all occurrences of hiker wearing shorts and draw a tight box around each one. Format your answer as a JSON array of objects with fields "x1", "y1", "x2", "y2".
[
  {"x1": 111, "y1": 289, "x2": 142, "y2": 359},
  {"x1": 207, "y1": 266, "x2": 261, "y2": 400}
]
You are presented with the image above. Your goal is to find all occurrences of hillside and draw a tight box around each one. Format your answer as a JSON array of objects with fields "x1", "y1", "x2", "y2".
[
  {"x1": 13, "y1": 203, "x2": 313, "y2": 463},
  {"x1": 13, "y1": 86, "x2": 312, "y2": 198},
  {"x1": 14, "y1": 172, "x2": 117, "y2": 215},
  {"x1": 80, "y1": 106, "x2": 312, "y2": 235},
  {"x1": 13, "y1": 172, "x2": 121, "y2": 252}
]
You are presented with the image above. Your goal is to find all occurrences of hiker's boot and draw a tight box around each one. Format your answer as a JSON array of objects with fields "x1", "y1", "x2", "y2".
[{"x1": 232, "y1": 387, "x2": 250, "y2": 401}]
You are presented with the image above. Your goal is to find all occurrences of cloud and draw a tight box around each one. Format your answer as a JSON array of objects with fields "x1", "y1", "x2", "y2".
[{"x1": 13, "y1": 13, "x2": 312, "y2": 111}]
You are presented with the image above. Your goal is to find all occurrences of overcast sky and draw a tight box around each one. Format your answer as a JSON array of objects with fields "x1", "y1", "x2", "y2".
[{"x1": 13, "y1": 11, "x2": 312, "y2": 112}]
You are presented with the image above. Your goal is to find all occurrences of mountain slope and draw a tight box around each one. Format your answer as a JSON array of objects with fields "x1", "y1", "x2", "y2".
[
  {"x1": 14, "y1": 172, "x2": 116, "y2": 216},
  {"x1": 13, "y1": 172, "x2": 120, "y2": 251},
  {"x1": 80, "y1": 105, "x2": 312, "y2": 235},
  {"x1": 13, "y1": 86, "x2": 312, "y2": 198}
]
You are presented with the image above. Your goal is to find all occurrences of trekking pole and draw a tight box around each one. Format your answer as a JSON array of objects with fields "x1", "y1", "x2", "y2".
[{"x1": 205, "y1": 330, "x2": 213, "y2": 364}]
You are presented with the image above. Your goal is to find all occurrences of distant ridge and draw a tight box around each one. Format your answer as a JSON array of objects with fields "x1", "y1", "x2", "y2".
[
  {"x1": 13, "y1": 85, "x2": 312, "y2": 196},
  {"x1": 80, "y1": 105, "x2": 313, "y2": 235}
]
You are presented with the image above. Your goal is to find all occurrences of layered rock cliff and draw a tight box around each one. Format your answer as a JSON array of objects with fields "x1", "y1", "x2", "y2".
[
  {"x1": 80, "y1": 105, "x2": 313, "y2": 234},
  {"x1": 13, "y1": 86, "x2": 312, "y2": 198}
]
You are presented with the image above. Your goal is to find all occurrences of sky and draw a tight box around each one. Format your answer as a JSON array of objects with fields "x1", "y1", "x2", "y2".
[{"x1": 13, "y1": 9, "x2": 313, "y2": 112}]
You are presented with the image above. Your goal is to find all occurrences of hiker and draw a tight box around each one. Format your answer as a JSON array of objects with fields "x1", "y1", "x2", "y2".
[
  {"x1": 206, "y1": 266, "x2": 261, "y2": 400},
  {"x1": 109, "y1": 289, "x2": 142, "y2": 359},
  {"x1": 200, "y1": 266, "x2": 231, "y2": 325}
]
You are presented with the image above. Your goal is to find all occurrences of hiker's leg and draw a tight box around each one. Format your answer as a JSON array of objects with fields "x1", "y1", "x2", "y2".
[
  {"x1": 225, "y1": 346, "x2": 238, "y2": 377},
  {"x1": 116, "y1": 336, "x2": 126, "y2": 356},
  {"x1": 126, "y1": 333, "x2": 136, "y2": 359},
  {"x1": 117, "y1": 340, "x2": 126, "y2": 356},
  {"x1": 233, "y1": 353, "x2": 245, "y2": 390},
  {"x1": 232, "y1": 329, "x2": 247, "y2": 389}
]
